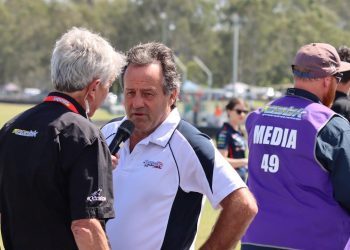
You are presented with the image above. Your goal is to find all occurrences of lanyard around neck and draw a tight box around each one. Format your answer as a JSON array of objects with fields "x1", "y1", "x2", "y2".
[{"x1": 43, "y1": 96, "x2": 79, "y2": 114}]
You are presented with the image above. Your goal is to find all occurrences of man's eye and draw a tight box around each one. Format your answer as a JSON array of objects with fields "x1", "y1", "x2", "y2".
[{"x1": 143, "y1": 92, "x2": 153, "y2": 97}]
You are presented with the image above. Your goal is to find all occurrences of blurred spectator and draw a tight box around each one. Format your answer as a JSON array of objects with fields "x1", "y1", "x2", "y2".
[
  {"x1": 216, "y1": 98, "x2": 249, "y2": 181},
  {"x1": 331, "y1": 45, "x2": 350, "y2": 121}
]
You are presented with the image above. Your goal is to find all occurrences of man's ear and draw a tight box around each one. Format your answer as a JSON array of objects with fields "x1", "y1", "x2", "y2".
[
  {"x1": 86, "y1": 79, "x2": 101, "y2": 100},
  {"x1": 170, "y1": 89, "x2": 178, "y2": 105},
  {"x1": 322, "y1": 77, "x2": 330, "y2": 89}
]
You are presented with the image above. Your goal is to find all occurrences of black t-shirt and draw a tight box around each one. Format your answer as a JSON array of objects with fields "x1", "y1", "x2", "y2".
[{"x1": 0, "y1": 92, "x2": 114, "y2": 250}]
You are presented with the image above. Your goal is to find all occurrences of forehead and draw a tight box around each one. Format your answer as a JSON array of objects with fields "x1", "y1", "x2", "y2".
[
  {"x1": 231, "y1": 102, "x2": 245, "y2": 109},
  {"x1": 124, "y1": 63, "x2": 163, "y2": 88}
]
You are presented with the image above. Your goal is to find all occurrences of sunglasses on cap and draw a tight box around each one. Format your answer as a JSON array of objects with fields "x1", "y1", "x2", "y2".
[
  {"x1": 233, "y1": 109, "x2": 249, "y2": 115},
  {"x1": 333, "y1": 72, "x2": 343, "y2": 83}
]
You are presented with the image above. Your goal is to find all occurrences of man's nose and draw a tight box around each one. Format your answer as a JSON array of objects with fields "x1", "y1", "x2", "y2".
[{"x1": 132, "y1": 94, "x2": 144, "y2": 108}]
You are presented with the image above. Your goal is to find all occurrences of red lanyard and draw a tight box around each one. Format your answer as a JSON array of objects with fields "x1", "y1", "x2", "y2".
[{"x1": 43, "y1": 96, "x2": 79, "y2": 114}]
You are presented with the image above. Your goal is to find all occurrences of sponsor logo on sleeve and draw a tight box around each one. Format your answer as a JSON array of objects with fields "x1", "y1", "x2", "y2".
[
  {"x1": 86, "y1": 188, "x2": 106, "y2": 203},
  {"x1": 12, "y1": 129, "x2": 38, "y2": 138}
]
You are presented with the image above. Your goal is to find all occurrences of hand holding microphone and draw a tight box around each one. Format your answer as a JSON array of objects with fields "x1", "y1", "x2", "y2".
[
  {"x1": 110, "y1": 154, "x2": 120, "y2": 170},
  {"x1": 109, "y1": 119, "x2": 135, "y2": 155}
]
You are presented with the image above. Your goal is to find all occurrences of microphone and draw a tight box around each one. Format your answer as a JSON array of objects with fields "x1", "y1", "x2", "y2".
[{"x1": 109, "y1": 119, "x2": 135, "y2": 155}]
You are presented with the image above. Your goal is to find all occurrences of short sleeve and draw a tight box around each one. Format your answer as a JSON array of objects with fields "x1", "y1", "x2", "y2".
[
  {"x1": 177, "y1": 134, "x2": 246, "y2": 209},
  {"x1": 61, "y1": 132, "x2": 115, "y2": 220},
  {"x1": 205, "y1": 148, "x2": 246, "y2": 208}
]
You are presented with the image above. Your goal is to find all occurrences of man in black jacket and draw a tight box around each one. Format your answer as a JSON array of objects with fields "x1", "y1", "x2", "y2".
[{"x1": 0, "y1": 27, "x2": 125, "y2": 250}]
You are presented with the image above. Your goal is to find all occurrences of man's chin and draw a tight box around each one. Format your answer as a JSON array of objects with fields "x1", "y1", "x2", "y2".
[
  {"x1": 131, "y1": 119, "x2": 148, "y2": 130},
  {"x1": 130, "y1": 116, "x2": 146, "y2": 124}
]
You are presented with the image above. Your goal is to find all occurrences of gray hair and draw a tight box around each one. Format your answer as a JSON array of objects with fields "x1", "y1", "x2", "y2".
[
  {"x1": 121, "y1": 42, "x2": 181, "y2": 95},
  {"x1": 51, "y1": 27, "x2": 126, "y2": 92}
]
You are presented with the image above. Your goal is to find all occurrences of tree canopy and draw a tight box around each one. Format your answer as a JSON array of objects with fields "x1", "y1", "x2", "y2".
[{"x1": 1, "y1": 0, "x2": 350, "y2": 89}]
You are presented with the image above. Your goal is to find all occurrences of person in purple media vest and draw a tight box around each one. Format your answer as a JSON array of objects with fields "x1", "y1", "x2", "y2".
[{"x1": 241, "y1": 43, "x2": 350, "y2": 250}]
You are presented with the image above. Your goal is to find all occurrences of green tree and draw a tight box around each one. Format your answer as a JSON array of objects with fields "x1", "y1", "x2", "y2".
[
  {"x1": 1, "y1": 0, "x2": 350, "y2": 89},
  {"x1": 218, "y1": 0, "x2": 350, "y2": 86}
]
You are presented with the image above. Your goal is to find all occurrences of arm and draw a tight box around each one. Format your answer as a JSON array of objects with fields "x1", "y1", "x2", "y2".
[
  {"x1": 218, "y1": 149, "x2": 248, "y2": 169},
  {"x1": 332, "y1": 139, "x2": 350, "y2": 212},
  {"x1": 71, "y1": 218, "x2": 110, "y2": 250},
  {"x1": 316, "y1": 117, "x2": 350, "y2": 212},
  {"x1": 62, "y1": 132, "x2": 115, "y2": 250},
  {"x1": 199, "y1": 187, "x2": 258, "y2": 250}
]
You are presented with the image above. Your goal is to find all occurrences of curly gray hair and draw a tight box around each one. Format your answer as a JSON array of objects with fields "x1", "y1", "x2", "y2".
[{"x1": 121, "y1": 42, "x2": 181, "y2": 96}]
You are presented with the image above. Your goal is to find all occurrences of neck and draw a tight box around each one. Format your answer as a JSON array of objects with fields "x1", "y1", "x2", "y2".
[
  {"x1": 229, "y1": 121, "x2": 238, "y2": 130},
  {"x1": 294, "y1": 79, "x2": 324, "y2": 101},
  {"x1": 61, "y1": 91, "x2": 87, "y2": 110},
  {"x1": 129, "y1": 132, "x2": 146, "y2": 152}
]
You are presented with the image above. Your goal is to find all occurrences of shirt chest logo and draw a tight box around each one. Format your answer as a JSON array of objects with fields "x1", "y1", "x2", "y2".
[{"x1": 143, "y1": 160, "x2": 163, "y2": 169}]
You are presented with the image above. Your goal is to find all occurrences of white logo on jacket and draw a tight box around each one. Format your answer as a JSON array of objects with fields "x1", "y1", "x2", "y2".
[{"x1": 86, "y1": 188, "x2": 106, "y2": 202}]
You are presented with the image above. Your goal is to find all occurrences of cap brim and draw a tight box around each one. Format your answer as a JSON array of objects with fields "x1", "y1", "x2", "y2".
[{"x1": 338, "y1": 61, "x2": 350, "y2": 73}]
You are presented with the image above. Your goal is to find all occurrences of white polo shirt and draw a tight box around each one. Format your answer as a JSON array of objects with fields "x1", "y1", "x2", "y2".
[{"x1": 101, "y1": 108, "x2": 246, "y2": 250}]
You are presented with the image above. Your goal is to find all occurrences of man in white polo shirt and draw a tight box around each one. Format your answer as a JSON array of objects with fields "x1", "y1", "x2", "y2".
[{"x1": 102, "y1": 42, "x2": 258, "y2": 250}]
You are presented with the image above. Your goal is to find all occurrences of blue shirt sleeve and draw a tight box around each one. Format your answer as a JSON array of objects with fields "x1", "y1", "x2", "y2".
[{"x1": 316, "y1": 116, "x2": 350, "y2": 213}]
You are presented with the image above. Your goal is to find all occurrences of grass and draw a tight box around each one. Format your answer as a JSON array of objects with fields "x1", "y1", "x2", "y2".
[
  {"x1": 196, "y1": 199, "x2": 219, "y2": 248},
  {"x1": 1, "y1": 103, "x2": 34, "y2": 127},
  {"x1": 0, "y1": 102, "x2": 118, "y2": 127},
  {"x1": 0, "y1": 102, "x2": 242, "y2": 249}
]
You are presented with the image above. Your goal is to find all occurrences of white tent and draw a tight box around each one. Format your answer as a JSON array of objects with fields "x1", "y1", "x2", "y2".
[
  {"x1": 224, "y1": 82, "x2": 249, "y2": 95},
  {"x1": 181, "y1": 80, "x2": 202, "y2": 93}
]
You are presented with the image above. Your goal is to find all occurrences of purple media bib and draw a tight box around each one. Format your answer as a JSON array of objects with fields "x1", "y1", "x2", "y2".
[{"x1": 243, "y1": 95, "x2": 350, "y2": 249}]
